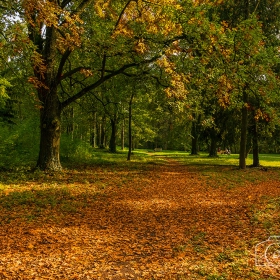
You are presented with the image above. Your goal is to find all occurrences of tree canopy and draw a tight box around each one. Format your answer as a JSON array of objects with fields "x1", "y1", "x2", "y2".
[{"x1": 0, "y1": 0, "x2": 279, "y2": 170}]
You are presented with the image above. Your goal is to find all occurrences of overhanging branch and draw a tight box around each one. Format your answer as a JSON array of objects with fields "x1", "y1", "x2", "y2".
[
  {"x1": 61, "y1": 55, "x2": 160, "y2": 109},
  {"x1": 59, "y1": 66, "x2": 91, "y2": 81}
]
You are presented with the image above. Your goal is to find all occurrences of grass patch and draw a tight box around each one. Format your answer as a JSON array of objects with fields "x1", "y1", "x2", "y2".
[
  {"x1": 164, "y1": 151, "x2": 280, "y2": 168},
  {"x1": 250, "y1": 196, "x2": 280, "y2": 234},
  {"x1": 0, "y1": 187, "x2": 92, "y2": 223}
]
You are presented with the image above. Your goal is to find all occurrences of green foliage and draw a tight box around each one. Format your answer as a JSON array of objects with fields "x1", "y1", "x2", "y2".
[
  {"x1": 206, "y1": 274, "x2": 227, "y2": 280},
  {"x1": 0, "y1": 77, "x2": 11, "y2": 108},
  {"x1": 0, "y1": 0, "x2": 279, "y2": 169},
  {"x1": 0, "y1": 116, "x2": 39, "y2": 169},
  {"x1": 60, "y1": 134, "x2": 96, "y2": 162}
]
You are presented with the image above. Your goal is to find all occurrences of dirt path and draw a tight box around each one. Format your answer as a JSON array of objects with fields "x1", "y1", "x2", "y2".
[{"x1": 0, "y1": 160, "x2": 280, "y2": 279}]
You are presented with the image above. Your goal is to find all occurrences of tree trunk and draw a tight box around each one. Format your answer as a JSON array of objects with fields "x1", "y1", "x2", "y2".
[
  {"x1": 37, "y1": 90, "x2": 62, "y2": 171},
  {"x1": 65, "y1": 106, "x2": 74, "y2": 137},
  {"x1": 89, "y1": 112, "x2": 97, "y2": 147},
  {"x1": 127, "y1": 94, "x2": 134, "y2": 161},
  {"x1": 191, "y1": 133, "x2": 199, "y2": 155},
  {"x1": 209, "y1": 135, "x2": 218, "y2": 157},
  {"x1": 190, "y1": 114, "x2": 201, "y2": 155},
  {"x1": 92, "y1": 112, "x2": 97, "y2": 148},
  {"x1": 252, "y1": 118, "x2": 260, "y2": 167},
  {"x1": 121, "y1": 119, "x2": 125, "y2": 150},
  {"x1": 239, "y1": 0, "x2": 250, "y2": 169},
  {"x1": 109, "y1": 118, "x2": 117, "y2": 153},
  {"x1": 31, "y1": 23, "x2": 63, "y2": 171},
  {"x1": 239, "y1": 91, "x2": 248, "y2": 169},
  {"x1": 99, "y1": 116, "x2": 106, "y2": 148},
  {"x1": 245, "y1": 132, "x2": 252, "y2": 158},
  {"x1": 99, "y1": 123, "x2": 102, "y2": 148}
]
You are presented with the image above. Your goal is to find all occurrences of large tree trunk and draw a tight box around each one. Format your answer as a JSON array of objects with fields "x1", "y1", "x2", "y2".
[
  {"x1": 37, "y1": 90, "x2": 62, "y2": 171},
  {"x1": 209, "y1": 134, "x2": 218, "y2": 157},
  {"x1": 239, "y1": 91, "x2": 248, "y2": 169},
  {"x1": 30, "y1": 22, "x2": 63, "y2": 171}
]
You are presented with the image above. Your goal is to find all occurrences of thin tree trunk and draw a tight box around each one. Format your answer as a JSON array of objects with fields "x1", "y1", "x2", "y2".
[
  {"x1": 109, "y1": 118, "x2": 117, "y2": 153},
  {"x1": 121, "y1": 119, "x2": 125, "y2": 150},
  {"x1": 70, "y1": 107, "x2": 74, "y2": 140},
  {"x1": 100, "y1": 116, "x2": 106, "y2": 148},
  {"x1": 92, "y1": 112, "x2": 97, "y2": 147},
  {"x1": 190, "y1": 114, "x2": 201, "y2": 155},
  {"x1": 252, "y1": 118, "x2": 260, "y2": 167},
  {"x1": 239, "y1": 91, "x2": 248, "y2": 169},
  {"x1": 127, "y1": 94, "x2": 134, "y2": 161},
  {"x1": 99, "y1": 123, "x2": 102, "y2": 148},
  {"x1": 239, "y1": 0, "x2": 250, "y2": 169},
  {"x1": 90, "y1": 112, "x2": 97, "y2": 147}
]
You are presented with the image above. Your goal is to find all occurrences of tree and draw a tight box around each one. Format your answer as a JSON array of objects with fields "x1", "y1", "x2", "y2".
[
  {"x1": 7, "y1": 0, "x2": 182, "y2": 171},
  {"x1": 214, "y1": 0, "x2": 280, "y2": 168}
]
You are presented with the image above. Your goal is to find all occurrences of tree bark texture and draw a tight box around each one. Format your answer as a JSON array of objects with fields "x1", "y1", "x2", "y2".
[
  {"x1": 37, "y1": 90, "x2": 62, "y2": 171},
  {"x1": 209, "y1": 136, "x2": 218, "y2": 157}
]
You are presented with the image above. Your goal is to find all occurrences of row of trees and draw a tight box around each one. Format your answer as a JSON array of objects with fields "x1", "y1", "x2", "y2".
[{"x1": 0, "y1": 0, "x2": 279, "y2": 170}]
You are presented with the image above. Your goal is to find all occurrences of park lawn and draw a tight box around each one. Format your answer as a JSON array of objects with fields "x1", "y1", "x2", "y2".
[{"x1": 0, "y1": 151, "x2": 280, "y2": 279}]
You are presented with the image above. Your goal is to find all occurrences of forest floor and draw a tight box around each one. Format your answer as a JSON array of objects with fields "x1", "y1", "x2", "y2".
[{"x1": 0, "y1": 158, "x2": 280, "y2": 279}]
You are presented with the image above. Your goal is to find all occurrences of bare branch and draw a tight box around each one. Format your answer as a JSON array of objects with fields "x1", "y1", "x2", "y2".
[
  {"x1": 56, "y1": 48, "x2": 72, "y2": 82},
  {"x1": 114, "y1": 0, "x2": 136, "y2": 31},
  {"x1": 59, "y1": 66, "x2": 91, "y2": 81}
]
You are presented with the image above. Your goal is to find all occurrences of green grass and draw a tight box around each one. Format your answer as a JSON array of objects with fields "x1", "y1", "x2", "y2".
[
  {"x1": 119, "y1": 149, "x2": 280, "y2": 167},
  {"x1": 153, "y1": 151, "x2": 280, "y2": 167},
  {"x1": 62, "y1": 147, "x2": 168, "y2": 169}
]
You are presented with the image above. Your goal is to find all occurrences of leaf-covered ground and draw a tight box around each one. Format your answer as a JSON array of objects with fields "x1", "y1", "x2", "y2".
[{"x1": 0, "y1": 160, "x2": 280, "y2": 279}]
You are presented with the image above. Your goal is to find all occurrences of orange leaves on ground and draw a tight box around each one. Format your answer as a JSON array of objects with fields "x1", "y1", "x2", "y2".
[{"x1": 0, "y1": 161, "x2": 280, "y2": 278}]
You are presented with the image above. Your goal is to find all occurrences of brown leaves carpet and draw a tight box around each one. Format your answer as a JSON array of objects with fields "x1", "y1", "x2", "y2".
[{"x1": 0, "y1": 160, "x2": 280, "y2": 279}]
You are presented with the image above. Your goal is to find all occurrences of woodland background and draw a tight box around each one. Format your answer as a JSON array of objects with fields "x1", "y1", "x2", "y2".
[
  {"x1": 0, "y1": 0, "x2": 280, "y2": 170},
  {"x1": 1, "y1": 1, "x2": 280, "y2": 279}
]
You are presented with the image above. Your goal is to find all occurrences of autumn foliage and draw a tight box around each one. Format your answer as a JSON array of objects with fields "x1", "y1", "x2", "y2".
[{"x1": 0, "y1": 158, "x2": 280, "y2": 279}]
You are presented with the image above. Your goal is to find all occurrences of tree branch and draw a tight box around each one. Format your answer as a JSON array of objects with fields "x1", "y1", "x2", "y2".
[
  {"x1": 114, "y1": 0, "x2": 136, "y2": 31},
  {"x1": 56, "y1": 48, "x2": 72, "y2": 82},
  {"x1": 59, "y1": 66, "x2": 91, "y2": 81},
  {"x1": 61, "y1": 55, "x2": 160, "y2": 109}
]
